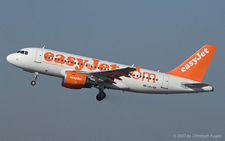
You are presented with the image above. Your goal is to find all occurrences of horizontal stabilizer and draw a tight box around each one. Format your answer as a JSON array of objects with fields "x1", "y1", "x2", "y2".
[{"x1": 182, "y1": 82, "x2": 211, "y2": 88}]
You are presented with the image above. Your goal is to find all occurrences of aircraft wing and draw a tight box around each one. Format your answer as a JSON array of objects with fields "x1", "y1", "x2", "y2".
[{"x1": 87, "y1": 67, "x2": 136, "y2": 83}]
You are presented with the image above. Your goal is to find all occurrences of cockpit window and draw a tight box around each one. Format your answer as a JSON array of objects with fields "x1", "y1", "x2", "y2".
[{"x1": 17, "y1": 50, "x2": 28, "y2": 55}]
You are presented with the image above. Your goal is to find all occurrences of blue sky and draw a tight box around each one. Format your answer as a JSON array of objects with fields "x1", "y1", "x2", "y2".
[{"x1": 1, "y1": 1, "x2": 225, "y2": 141}]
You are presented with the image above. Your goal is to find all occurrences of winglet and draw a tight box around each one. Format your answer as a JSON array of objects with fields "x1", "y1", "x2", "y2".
[{"x1": 166, "y1": 44, "x2": 217, "y2": 82}]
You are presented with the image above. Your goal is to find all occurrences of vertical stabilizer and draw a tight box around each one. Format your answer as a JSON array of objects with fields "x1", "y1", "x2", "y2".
[{"x1": 166, "y1": 44, "x2": 217, "y2": 82}]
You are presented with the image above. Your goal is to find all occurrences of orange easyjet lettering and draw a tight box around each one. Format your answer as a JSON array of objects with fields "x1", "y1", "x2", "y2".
[
  {"x1": 132, "y1": 66, "x2": 142, "y2": 80},
  {"x1": 86, "y1": 59, "x2": 100, "y2": 70},
  {"x1": 66, "y1": 56, "x2": 76, "y2": 66},
  {"x1": 132, "y1": 66, "x2": 157, "y2": 83},
  {"x1": 55, "y1": 54, "x2": 65, "y2": 64},
  {"x1": 75, "y1": 58, "x2": 89, "y2": 70},
  {"x1": 99, "y1": 63, "x2": 110, "y2": 71},
  {"x1": 110, "y1": 64, "x2": 119, "y2": 70},
  {"x1": 142, "y1": 71, "x2": 157, "y2": 83},
  {"x1": 43, "y1": 52, "x2": 120, "y2": 71},
  {"x1": 44, "y1": 52, "x2": 54, "y2": 62},
  {"x1": 43, "y1": 52, "x2": 157, "y2": 83}
]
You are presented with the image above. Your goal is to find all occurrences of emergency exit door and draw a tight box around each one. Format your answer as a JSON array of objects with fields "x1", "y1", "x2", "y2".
[
  {"x1": 161, "y1": 75, "x2": 169, "y2": 89},
  {"x1": 34, "y1": 49, "x2": 43, "y2": 63}
]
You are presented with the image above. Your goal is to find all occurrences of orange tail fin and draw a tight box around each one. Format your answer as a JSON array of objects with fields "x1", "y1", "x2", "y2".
[{"x1": 166, "y1": 44, "x2": 217, "y2": 82}]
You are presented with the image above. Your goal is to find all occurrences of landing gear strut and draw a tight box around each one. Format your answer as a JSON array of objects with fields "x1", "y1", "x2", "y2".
[
  {"x1": 96, "y1": 90, "x2": 106, "y2": 101},
  {"x1": 31, "y1": 72, "x2": 38, "y2": 86}
]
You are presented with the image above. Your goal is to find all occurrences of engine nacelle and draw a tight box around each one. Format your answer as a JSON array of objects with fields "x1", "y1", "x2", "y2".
[{"x1": 62, "y1": 71, "x2": 95, "y2": 89}]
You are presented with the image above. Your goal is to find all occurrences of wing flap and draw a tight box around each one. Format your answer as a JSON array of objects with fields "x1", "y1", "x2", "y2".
[{"x1": 89, "y1": 67, "x2": 136, "y2": 84}]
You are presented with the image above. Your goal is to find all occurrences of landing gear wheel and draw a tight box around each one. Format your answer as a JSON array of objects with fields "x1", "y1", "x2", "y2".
[
  {"x1": 31, "y1": 72, "x2": 38, "y2": 86},
  {"x1": 31, "y1": 80, "x2": 36, "y2": 86},
  {"x1": 96, "y1": 92, "x2": 106, "y2": 101}
]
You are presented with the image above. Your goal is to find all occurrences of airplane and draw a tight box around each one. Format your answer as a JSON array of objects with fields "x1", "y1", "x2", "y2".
[{"x1": 6, "y1": 44, "x2": 217, "y2": 101}]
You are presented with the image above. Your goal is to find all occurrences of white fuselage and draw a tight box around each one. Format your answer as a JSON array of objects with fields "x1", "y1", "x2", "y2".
[{"x1": 6, "y1": 47, "x2": 213, "y2": 94}]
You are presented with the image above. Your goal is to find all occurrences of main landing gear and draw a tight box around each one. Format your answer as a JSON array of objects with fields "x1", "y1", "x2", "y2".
[
  {"x1": 95, "y1": 84, "x2": 106, "y2": 101},
  {"x1": 31, "y1": 72, "x2": 38, "y2": 86},
  {"x1": 96, "y1": 90, "x2": 106, "y2": 101}
]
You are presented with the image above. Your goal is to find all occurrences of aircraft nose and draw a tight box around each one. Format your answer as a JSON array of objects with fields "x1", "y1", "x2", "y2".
[{"x1": 6, "y1": 54, "x2": 13, "y2": 64}]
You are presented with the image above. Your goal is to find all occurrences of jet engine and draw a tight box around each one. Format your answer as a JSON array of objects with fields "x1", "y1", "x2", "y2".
[{"x1": 62, "y1": 71, "x2": 95, "y2": 89}]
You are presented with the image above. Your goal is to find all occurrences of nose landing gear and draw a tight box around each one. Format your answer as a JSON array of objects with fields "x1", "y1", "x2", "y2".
[{"x1": 31, "y1": 72, "x2": 38, "y2": 86}]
